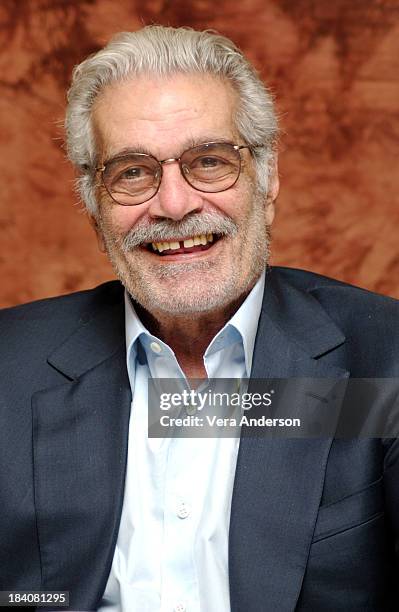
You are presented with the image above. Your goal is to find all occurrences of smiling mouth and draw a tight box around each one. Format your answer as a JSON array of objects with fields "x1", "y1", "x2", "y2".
[{"x1": 145, "y1": 233, "x2": 220, "y2": 256}]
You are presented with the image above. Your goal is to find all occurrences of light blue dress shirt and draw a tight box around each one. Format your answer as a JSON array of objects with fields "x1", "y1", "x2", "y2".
[{"x1": 100, "y1": 272, "x2": 265, "y2": 612}]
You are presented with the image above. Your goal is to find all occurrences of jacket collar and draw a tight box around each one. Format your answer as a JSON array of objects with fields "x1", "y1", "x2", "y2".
[
  {"x1": 251, "y1": 266, "x2": 346, "y2": 379},
  {"x1": 46, "y1": 268, "x2": 347, "y2": 383},
  {"x1": 47, "y1": 294, "x2": 126, "y2": 381}
]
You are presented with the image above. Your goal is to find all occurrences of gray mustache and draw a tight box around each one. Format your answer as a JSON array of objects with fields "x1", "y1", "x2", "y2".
[{"x1": 121, "y1": 212, "x2": 238, "y2": 252}]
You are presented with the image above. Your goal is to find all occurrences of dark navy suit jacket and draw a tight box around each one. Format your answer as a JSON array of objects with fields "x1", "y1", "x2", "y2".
[{"x1": 1, "y1": 267, "x2": 398, "y2": 611}]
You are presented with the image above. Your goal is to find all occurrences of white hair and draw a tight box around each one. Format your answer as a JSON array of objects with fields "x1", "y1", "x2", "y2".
[{"x1": 65, "y1": 25, "x2": 279, "y2": 214}]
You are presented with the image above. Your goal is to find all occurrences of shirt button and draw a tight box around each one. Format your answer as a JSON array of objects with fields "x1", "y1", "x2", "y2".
[
  {"x1": 174, "y1": 604, "x2": 186, "y2": 612},
  {"x1": 177, "y1": 501, "x2": 190, "y2": 519},
  {"x1": 186, "y1": 404, "x2": 197, "y2": 416},
  {"x1": 150, "y1": 341, "x2": 162, "y2": 354}
]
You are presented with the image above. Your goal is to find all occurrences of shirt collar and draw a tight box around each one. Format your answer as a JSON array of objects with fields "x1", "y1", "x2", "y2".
[
  {"x1": 124, "y1": 270, "x2": 265, "y2": 378},
  {"x1": 204, "y1": 271, "x2": 265, "y2": 376},
  {"x1": 125, "y1": 293, "x2": 147, "y2": 353}
]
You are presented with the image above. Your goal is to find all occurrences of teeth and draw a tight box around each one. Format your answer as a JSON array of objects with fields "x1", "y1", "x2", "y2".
[{"x1": 152, "y1": 234, "x2": 214, "y2": 252}]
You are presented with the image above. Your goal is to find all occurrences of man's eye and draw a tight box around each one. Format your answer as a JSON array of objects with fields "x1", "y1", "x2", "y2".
[
  {"x1": 120, "y1": 167, "x2": 143, "y2": 180},
  {"x1": 197, "y1": 156, "x2": 222, "y2": 168}
]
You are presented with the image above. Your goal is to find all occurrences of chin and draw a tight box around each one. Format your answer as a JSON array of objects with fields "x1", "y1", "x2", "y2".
[
  {"x1": 130, "y1": 283, "x2": 237, "y2": 316},
  {"x1": 112, "y1": 251, "x2": 266, "y2": 317},
  {"x1": 121, "y1": 269, "x2": 243, "y2": 316}
]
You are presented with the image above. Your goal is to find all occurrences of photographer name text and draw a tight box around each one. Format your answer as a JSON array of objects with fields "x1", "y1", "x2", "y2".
[{"x1": 159, "y1": 415, "x2": 301, "y2": 428}]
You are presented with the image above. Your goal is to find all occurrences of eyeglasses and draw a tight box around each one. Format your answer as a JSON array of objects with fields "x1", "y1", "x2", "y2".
[{"x1": 96, "y1": 141, "x2": 251, "y2": 206}]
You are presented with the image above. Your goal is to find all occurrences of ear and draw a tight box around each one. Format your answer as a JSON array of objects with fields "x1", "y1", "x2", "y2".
[
  {"x1": 265, "y1": 158, "x2": 279, "y2": 226},
  {"x1": 88, "y1": 215, "x2": 106, "y2": 253}
]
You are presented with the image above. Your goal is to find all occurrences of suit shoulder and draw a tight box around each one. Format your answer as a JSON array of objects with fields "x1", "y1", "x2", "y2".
[
  {"x1": 0, "y1": 281, "x2": 124, "y2": 321},
  {"x1": 273, "y1": 266, "x2": 399, "y2": 312},
  {"x1": 272, "y1": 267, "x2": 399, "y2": 362},
  {"x1": 269, "y1": 267, "x2": 399, "y2": 375},
  {"x1": 0, "y1": 281, "x2": 124, "y2": 347}
]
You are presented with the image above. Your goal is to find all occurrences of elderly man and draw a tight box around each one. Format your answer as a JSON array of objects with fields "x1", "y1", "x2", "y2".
[{"x1": 0, "y1": 25, "x2": 398, "y2": 612}]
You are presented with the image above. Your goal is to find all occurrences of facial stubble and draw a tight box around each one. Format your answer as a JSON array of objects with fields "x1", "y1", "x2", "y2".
[{"x1": 97, "y1": 191, "x2": 271, "y2": 316}]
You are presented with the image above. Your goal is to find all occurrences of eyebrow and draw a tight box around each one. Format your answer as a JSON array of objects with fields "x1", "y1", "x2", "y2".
[{"x1": 103, "y1": 135, "x2": 235, "y2": 165}]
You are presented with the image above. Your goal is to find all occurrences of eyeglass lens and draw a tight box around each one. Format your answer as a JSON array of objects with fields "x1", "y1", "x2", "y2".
[{"x1": 102, "y1": 142, "x2": 242, "y2": 206}]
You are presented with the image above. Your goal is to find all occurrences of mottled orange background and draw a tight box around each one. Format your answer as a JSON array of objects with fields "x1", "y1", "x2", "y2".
[{"x1": 1, "y1": 0, "x2": 398, "y2": 307}]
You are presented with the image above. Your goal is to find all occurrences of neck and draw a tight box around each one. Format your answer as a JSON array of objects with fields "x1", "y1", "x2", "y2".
[{"x1": 135, "y1": 297, "x2": 246, "y2": 379}]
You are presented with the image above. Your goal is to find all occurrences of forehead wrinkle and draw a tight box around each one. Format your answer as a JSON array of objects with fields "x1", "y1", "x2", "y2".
[
  {"x1": 93, "y1": 74, "x2": 240, "y2": 163},
  {"x1": 103, "y1": 135, "x2": 238, "y2": 164}
]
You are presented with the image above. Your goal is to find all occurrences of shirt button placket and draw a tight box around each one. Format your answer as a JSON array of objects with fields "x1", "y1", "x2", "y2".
[
  {"x1": 186, "y1": 404, "x2": 197, "y2": 416},
  {"x1": 177, "y1": 500, "x2": 190, "y2": 519}
]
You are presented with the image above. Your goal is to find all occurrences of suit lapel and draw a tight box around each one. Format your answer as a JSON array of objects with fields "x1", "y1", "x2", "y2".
[
  {"x1": 32, "y1": 298, "x2": 132, "y2": 610},
  {"x1": 229, "y1": 269, "x2": 349, "y2": 612}
]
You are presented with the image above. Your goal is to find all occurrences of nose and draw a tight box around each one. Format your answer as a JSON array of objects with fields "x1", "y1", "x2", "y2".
[{"x1": 147, "y1": 161, "x2": 204, "y2": 221}]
